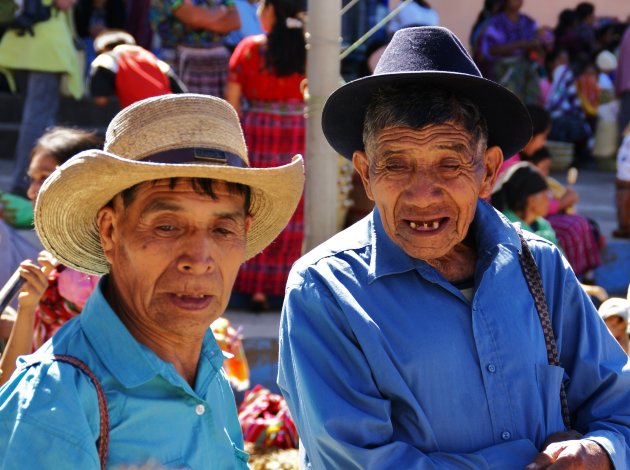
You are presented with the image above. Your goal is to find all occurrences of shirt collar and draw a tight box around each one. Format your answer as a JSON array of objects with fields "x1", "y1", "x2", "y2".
[
  {"x1": 368, "y1": 199, "x2": 521, "y2": 282},
  {"x1": 80, "y1": 277, "x2": 225, "y2": 389}
]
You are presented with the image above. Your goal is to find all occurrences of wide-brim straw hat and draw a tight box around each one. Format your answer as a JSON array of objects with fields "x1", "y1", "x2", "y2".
[
  {"x1": 35, "y1": 94, "x2": 305, "y2": 275},
  {"x1": 322, "y1": 26, "x2": 532, "y2": 160}
]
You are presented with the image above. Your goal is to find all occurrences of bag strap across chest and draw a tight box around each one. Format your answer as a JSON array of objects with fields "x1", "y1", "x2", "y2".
[{"x1": 517, "y1": 231, "x2": 571, "y2": 430}]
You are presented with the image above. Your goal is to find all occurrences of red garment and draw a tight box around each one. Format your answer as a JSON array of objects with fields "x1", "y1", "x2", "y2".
[
  {"x1": 33, "y1": 265, "x2": 98, "y2": 349},
  {"x1": 228, "y1": 35, "x2": 305, "y2": 101},
  {"x1": 115, "y1": 44, "x2": 172, "y2": 108},
  {"x1": 229, "y1": 35, "x2": 306, "y2": 297}
]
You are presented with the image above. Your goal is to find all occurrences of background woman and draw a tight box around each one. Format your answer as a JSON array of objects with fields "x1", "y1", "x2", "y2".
[
  {"x1": 226, "y1": 0, "x2": 306, "y2": 310},
  {"x1": 491, "y1": 163, "x2": 559, "y2": 246},
  {"x1": 0, "y1": 127, "x2": 102, "y2": 385},
  {"x1": 478, "y1": 0, "x2": 542, "y2": 104}
]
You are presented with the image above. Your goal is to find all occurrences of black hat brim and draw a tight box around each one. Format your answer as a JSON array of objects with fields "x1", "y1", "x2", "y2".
[{"x1": 322, "y1": 71, "x2": 533, "y2": 160}]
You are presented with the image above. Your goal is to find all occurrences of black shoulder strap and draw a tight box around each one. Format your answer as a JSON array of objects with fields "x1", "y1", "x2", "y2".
[{"x1": 517, "y1": 230, "x2": 571, "y2": 430}]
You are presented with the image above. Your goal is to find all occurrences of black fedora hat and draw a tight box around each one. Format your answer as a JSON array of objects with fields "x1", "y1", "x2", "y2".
[{"x1": 322, "y1": 26, "x2": 532, "y2": 160}]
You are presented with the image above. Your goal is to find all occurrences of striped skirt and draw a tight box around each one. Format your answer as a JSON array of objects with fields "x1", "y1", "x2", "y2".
[
  {"x1": 233, "y1": 100, "x2": 305, "y2": 296},
  {"x1": 547, "y1": 213, "x2": 601, "y2": 276},
  {"x1": 171, "y1": 45, "x2": 230, "y2": 98}
]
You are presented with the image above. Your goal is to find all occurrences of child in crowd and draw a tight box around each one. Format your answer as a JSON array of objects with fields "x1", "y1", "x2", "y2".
[
  {"x1": 614, "y1": 124, "x2": 630, "y2": 239},
  {"x1": 597, "y1": 286, "x2": 630, "y2": 355},
  {"x1": 501, "y1": 104, "x2": 602, "y2": 277},
  {"x1": 89, "y1": 29, "x2": 186, "y2": 109},
  {"x1": 0, "y1": 127, "x2": 103, "y2": 386},
  {"x1": 491, "y1": 163, "x2": 559, "y2": 246}
]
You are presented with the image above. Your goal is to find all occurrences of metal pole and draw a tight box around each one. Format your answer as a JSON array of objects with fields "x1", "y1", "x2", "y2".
[{"x1": 304, "y1": 0, "x2": 342, "y2": 252}]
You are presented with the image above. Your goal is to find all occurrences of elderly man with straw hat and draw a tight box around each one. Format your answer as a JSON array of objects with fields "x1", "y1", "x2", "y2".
[
  {"x1": 0, "y1": 94, "x2": 304, "y2": 468},
  {"x1": 278, "y1": 27, "x2": 630, "y2": 470}
]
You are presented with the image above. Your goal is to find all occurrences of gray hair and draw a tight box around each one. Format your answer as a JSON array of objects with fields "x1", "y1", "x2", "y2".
[{"x1": 362, "y1": 86, "x2": 489, "y2": 157}]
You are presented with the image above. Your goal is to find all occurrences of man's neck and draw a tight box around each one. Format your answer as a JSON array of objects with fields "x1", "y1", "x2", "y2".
[
  {"x1": 104, "y1": 278, "x2": 204, "y2": 387},
  {"x1": 425, "y1": 241, "x2": 478, "y2": 283}
]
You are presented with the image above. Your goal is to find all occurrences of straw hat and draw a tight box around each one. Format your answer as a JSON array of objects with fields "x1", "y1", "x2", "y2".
[
  {"x1": 34, "y1": 94, "x2": 305, "y2": 275},
  {"x1": 322, "y1": 26, "x2": 532, "y2": 160},
  {"x1": 598, "y1": 285, "x2": 630, "y2": 322}
]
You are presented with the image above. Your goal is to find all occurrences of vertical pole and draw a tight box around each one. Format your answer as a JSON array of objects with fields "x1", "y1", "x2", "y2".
[{"x1": 304, "y1": 0, "x2": 342, "y2": 252}]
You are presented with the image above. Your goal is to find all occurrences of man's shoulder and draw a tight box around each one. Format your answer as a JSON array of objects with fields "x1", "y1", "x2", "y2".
[{"x1": 291, "y1": 217, "x2": 372, "y2": 276}]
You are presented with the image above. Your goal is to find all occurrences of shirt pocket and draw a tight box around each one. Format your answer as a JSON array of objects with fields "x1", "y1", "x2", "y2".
[
  {"x1": 535, "y1": 363, "x2": 568, "y2": 433},
  {"x1": 233, "y1": 443, "x2": 250, "y2": 469}
]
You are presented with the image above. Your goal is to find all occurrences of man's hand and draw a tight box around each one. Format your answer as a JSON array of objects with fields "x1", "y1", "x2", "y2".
[
  {"x1": 17, "y1": 252, "x2": 56, "y2": 312},
  {"x1": 525, "y1": 437, "x2": 612, "y2": 469}
]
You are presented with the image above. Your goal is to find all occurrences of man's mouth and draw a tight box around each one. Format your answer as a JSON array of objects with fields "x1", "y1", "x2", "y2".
[
  {"x1": 169, "y1": 293, "x2": 214, "y2": 310},
  {"x1": 407, "y1": 218, "x2": 446, "y2": 232}
]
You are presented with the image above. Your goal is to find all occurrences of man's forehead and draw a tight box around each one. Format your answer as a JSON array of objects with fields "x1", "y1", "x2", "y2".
[{"x1": 373, "y1": 123, "x2": 478, "y2": 149}]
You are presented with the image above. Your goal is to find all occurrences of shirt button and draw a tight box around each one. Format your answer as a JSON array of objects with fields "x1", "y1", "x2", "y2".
[
  {"x1": 501, "y1": 431, "x2": 511, "y2": 440},
  {"x1": 487, "y1": 364, "x2": 497, "y2": 373},
  {"x1": 195, "y1": 404, "x2": 206, "y2": 416}
]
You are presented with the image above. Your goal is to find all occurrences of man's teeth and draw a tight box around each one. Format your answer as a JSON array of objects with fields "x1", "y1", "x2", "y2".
[
  {"x1": 176, "y1": 294, "x2": 206, "y2": 298},
  {"x1": 409, "y1": 221, "x2": 440, "y2": 230}
]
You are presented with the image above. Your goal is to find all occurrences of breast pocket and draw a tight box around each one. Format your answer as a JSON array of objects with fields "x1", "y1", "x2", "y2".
[
  {"x1": 233, "y1": 444, "x2": 250, "y2": 469},
  {"x1": 535, "y1": 363, "x2": 568, "y2": 433}
]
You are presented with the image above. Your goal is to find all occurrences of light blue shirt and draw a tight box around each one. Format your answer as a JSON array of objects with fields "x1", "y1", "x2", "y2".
[
  {"x1": 223, "y1": 0, "x2": 263, "y2": 48},
  {"x1": 278, "y1": 200, "x2": 630, "y2": 469},
  {"x1": 0, "y1": 277, "x2": 248, "y2": 469}
]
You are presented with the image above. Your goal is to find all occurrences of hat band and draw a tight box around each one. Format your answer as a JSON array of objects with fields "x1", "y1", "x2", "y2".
[{"x1": 140, "y1": 147, "x2": 248, "y2": 167}]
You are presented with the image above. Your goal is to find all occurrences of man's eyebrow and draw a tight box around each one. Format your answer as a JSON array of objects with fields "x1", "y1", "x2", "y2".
[
  {"x1": 215, "y1": 210, "x2": 247, "y2": 222},
  {"x1": 143, "y1": 199, "x2": 184, "y2": 215},
  {"x1": 434, "y1": 142, "x2": 472, "y2": 153}
]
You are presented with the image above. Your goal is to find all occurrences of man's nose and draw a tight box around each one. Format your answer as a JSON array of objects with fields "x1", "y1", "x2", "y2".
[
  {"x1": 176, "y1": 231, "x2": 216, "y2": 274},
  {"x1": 403, "y1": 168, "x2": 442, "y2": 200}
]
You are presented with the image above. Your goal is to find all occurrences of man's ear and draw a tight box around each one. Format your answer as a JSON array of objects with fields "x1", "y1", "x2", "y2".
[
  {"x1": 97, "y1": 205, "x2": 118, "y2": 264},
  {"x1": 352, "y1": 150, "x2": 375, "y2": 201},
  {"x1": 479, "y1": 145, "x2": 503, "y2": 199}
]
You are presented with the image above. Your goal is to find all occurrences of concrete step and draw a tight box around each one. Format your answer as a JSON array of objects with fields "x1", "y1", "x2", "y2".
[{"x1": 0, "y1": 92, "x2": 120, "y2": 160}]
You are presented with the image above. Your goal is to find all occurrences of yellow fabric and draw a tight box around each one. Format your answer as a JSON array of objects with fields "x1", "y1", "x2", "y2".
[
  {"x1": 0, "y1": 8, "x2": 83, "y2": 98},
  {"x1": 547, "y1": 176, "x2": 575, "y2": 214}
]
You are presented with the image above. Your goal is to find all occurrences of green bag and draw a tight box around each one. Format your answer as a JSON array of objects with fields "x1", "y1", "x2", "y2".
[{"x1": 0, "y1": 192, "x2": 34, "y2": 228}]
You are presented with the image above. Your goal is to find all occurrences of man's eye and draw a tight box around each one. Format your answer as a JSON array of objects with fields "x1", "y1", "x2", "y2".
[
  {"x1": 157, "y1": 225, "x2": 175, "y2": 232},
  {"x1": 215, "y1": 227, "x2": 235, "y2": 236},
  {"x1": 384, "y1": 161, "x2": 409, "y2": 171}
]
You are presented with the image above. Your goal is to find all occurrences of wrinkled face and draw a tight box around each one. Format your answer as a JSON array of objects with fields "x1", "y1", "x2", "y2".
[
  {"x1": 27, "y1": 151, "x2": 58, "y2": 204},
  {"x1": 354, "y1": 123, "x2": 501, "y2": 261},
  {"x1": 98, "y1": 179, "x2": 251, "y2": 338}
]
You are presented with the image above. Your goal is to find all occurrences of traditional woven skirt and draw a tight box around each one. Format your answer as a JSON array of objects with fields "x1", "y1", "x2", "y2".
[
  {"x1": 547, "y1": 213, "x2": 601, "y2": 276},
  {"x1": 173, "y1": 45, "x2": 229, "y2": 97},
  {"x1": 233, "y1": 100, "x2": 305, "y2": 297}
]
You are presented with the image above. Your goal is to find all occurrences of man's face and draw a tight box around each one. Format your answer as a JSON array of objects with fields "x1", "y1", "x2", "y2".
[
  {"x1": 604, "y1": 316, "x2": 629, "y2": 353},
  {"x1": 98, "y1": 178, "x2": 251, "y2": 340},
  {"x1": 354, "y1": 123, "x2": 501, "y2": 261}
]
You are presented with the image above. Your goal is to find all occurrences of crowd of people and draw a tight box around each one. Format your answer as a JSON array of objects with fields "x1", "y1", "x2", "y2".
[{"x1": 0, "y1": 0, "x2": 629, "y2": 468}]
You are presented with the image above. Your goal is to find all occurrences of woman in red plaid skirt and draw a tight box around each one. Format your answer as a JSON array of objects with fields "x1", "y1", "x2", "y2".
[{"x1": 226, "y1": 0, "x2": 306, "y2": 310}]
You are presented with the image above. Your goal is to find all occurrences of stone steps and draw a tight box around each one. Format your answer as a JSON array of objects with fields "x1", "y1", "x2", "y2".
[{"x1": 0, "y1": 91, "x2": 120, "y2": 162}]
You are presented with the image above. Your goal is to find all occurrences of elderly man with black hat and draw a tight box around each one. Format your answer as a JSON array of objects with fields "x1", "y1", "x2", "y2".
[
  {"x1": 0, "y1": 94, "x2": 304, "y2": 468},
  {"x1": 278, "y1": 27, "x2": 630, "y2": 470}
]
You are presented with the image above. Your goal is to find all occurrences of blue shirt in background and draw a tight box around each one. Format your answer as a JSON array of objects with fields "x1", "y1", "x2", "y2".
[
  {"x1": 0, "y1": 277, "x2": 248, "y2": 469},
  {"x1": 278, "y1": 200, "x2": 630, "y2": 469},
  {"x1": 223, "y1": 0, "x2": 263, "y2": 49}
]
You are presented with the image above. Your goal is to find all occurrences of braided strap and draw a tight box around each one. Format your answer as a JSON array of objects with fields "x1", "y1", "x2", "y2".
[
  {"x1": 517, "y1": 231, "x2": 571, "y2": 430},
  {"x1": 22, "y1": 354, "x2": 109, "y2": 468}
]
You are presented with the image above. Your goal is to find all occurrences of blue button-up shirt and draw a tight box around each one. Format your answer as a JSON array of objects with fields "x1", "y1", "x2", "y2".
[
  {"x1": 278, "y1": 200, "x2": 630, "y2": 469},
  {"x1": 0, "y1": 278, "x2": 248, "y2": 469}
]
